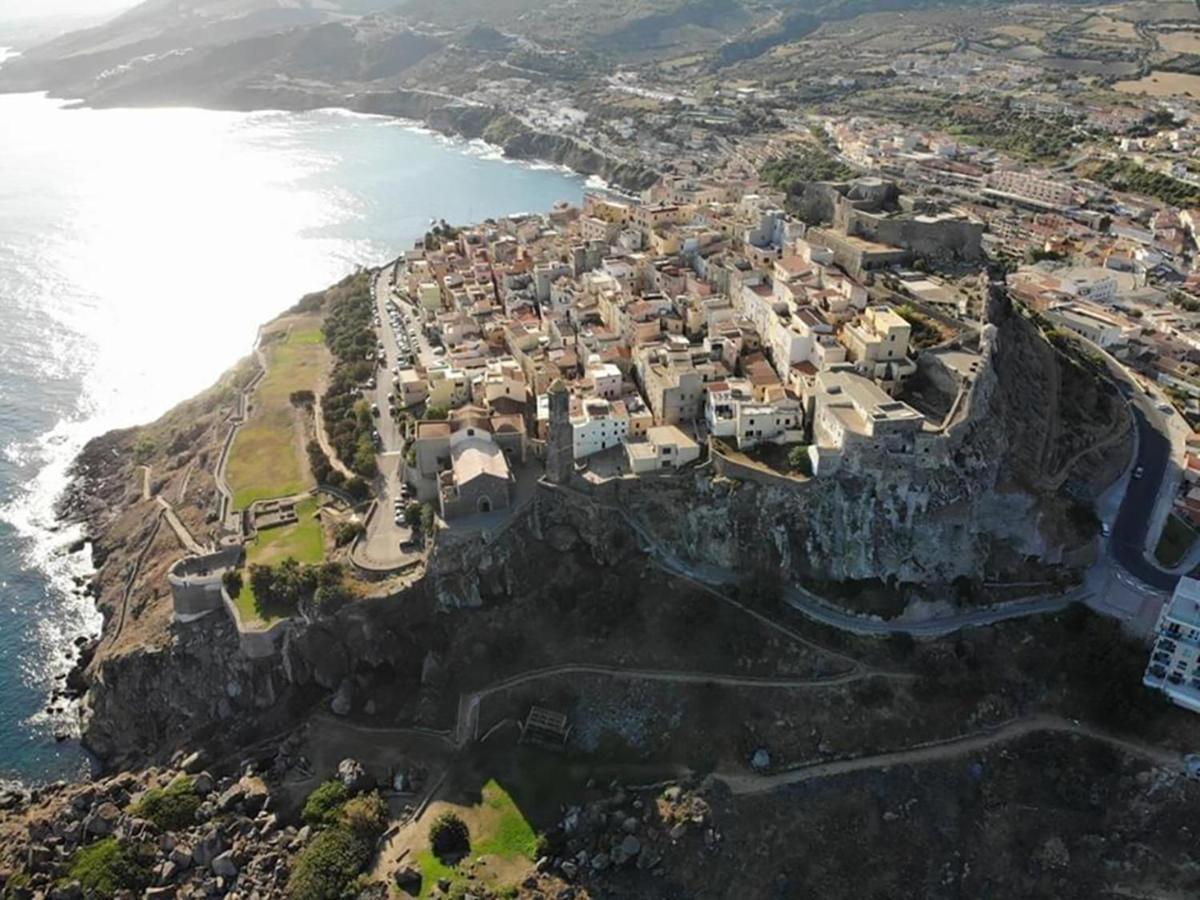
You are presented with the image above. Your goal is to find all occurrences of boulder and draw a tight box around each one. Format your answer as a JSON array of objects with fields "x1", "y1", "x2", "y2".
[
  {"x1": 180, "y1": 751, "x2": 208, "y2": 774},
  {"x1": 337, "y1": 759, "x2": 374, "y2": 794},
  {"x1": 393, "y1": 865, "x2": 421, "y2": 894},
  {"x1": 330, "y1": 679, "x2": 354, "y2": 716},
  {"x1": 191, "y1": 772, "x2": 215, "y2": 796},
  {"x1": 612, "y1": 835, "x2": 641, "y2": 866},
  {"x1": 211, "y1": 851, "x2": 238, "y2": 878}
]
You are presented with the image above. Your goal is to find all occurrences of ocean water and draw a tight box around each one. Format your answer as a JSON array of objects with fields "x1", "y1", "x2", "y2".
[{"x1": 0, "y1": 88, "x2": 584, "y2": 785}]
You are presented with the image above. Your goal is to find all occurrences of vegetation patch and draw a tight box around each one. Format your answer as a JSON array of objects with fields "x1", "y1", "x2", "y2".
[
  {"x1": 227, "y1": 324, "x2": 328, "y2": 509},
  {"x1": 129, "y1": 775, "x2": 200, "y2": 830},
  {"x1": 761, "y1": 146, "x2": 854, "y2": 196},
  {"x1": 1086, "y1": 158, "x2": 1200, "y2": 207},
  {"x1": 321, "y1": 272, "x2": 381, "y2": 479},
  {"x1": 1156, "y1": 513, "x2": 1197, "y2": 567},
  {"x1": 239, "y1": 558, "x2": 349, "y2": 622},
  {"x1": 235, "y1": 497, "x2": 328, "y2": 622},
  {"x1": 289, "y1": 786, "x2": 389, "y2": 900},
  {"x1": 414, "y1": 782, "x2": 538, "y2": 898},
  {"x1": 61, "y1": 838, "x2": 152, "y2": 899},
  {"x1": 303, "y1": 779, "x2": 350, "y2": 827}
]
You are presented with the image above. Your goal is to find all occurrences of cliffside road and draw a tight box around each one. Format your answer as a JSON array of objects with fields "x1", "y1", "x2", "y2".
[
  {"x1": 1111, "y1": 405, "x2": 1180, "y2": 593},
  {"x1": 645, "y1": 528, "x2": 1085, "y2": 638},
  {"x1": 717, "y1": 714, "x2": 1184, "y2": 795}
]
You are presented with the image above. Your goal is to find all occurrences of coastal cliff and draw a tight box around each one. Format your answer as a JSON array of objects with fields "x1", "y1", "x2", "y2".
[{"x1": 57, "y1": 282, "x2": 1130, "y2": 769}]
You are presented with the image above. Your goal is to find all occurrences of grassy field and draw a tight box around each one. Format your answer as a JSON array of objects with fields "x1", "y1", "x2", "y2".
[
  {"x1": 413, "y1": 780, "x2": 539, "y2": 898},
  {"x1": 1116, "y1": 71, "x2": 1200, "y2": 98},
  {"x1": 226, "y1": 323, "x2": 327, "y2": 510},
  {"x1": 234, "y1": 497, "x2": 324, "y2": 623},
  {"x1": 1156, "y1": 513, "x2": 1197, "y2": 568}
]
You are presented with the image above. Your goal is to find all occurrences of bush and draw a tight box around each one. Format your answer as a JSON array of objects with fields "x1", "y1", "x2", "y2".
[
  {"x1": 62, "y1": 838, "x2": 152, "y2": 899},
  {"x1": 130, "y1": 776, "x2": 200, "y2": 831},
  {"x1": 424, "y1": 405, "x2": 450, "y2": 421},
  {"x1": 429, "y1": 812, "x2": 470, "y2": 860},
  {"x1": 341, "y1": 792, "x2": 389, "y2": 837},
  {"x1": 335, "y1": 521, "x2": 364, "y2": 547},
  {"x1": 787, "y1": 445, "x2": 812, "y2": 475},
  {"x1": 302, "y1": 780, "x2": 349, "y2": 827},
  {"x1": 222, "y1": 569, "x2": 243, "y2": 598},
  {"x1": 287, "y1": 825, "x2": 373, "y2": 900}
]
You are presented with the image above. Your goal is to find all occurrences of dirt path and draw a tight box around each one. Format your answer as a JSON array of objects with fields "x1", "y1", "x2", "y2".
[
  {"x1": 716, "y1": 714, "x2": 1183, "y2": 795},
  {"x1": 454, "y1": 663, "x2": 905, "y2": 746},
  {"x1": 313, "y1": 395, "x2": 355, "y2": 481},
  {"x1": 155, "y1": 496, "x2": 206, "y2": 556}
]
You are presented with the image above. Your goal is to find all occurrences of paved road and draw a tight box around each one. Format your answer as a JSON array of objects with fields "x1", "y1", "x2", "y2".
[
  {"x1": 1111, "y1": 403, "x2": 1179, "y2": 592},
  {"x1": 370, "y1": 268, "x2": 405, "y2": 453},
  {"x1": 717, "y1": 713, "x2": 1183, "y2": 795}
]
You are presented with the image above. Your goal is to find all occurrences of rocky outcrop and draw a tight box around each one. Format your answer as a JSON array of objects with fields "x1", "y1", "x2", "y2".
[{"x1": 83, "y1": 616, "x2": 288, "y2": 768}]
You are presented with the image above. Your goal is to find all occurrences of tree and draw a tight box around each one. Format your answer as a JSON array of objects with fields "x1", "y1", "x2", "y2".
[
  {"x1": 404, "y1": 502, "x2": 423, "y2": 528},
  {"x1": 424, "y1": 405, "x2": 450, "y2": 421},
  {"x1": 429, "y1": 812, "x2": 470, "y2": 861}
]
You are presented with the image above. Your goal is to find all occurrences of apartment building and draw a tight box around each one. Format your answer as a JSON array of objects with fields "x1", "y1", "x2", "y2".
[{"x1": 1144, "y1": 576, "x2": 1200, "y2": 713}]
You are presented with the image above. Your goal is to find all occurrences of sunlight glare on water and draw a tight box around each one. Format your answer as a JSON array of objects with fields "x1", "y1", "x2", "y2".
[{"x1": 0, "y1": 91, "x2": 583, "y2": 783}]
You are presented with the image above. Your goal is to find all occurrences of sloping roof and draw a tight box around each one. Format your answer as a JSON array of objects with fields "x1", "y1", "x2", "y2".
[{"x1": 450, "y1": 430, "x2": 511, "y2": 484}]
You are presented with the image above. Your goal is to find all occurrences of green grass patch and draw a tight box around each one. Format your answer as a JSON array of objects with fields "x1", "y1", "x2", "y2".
[
  {"x1": 415, "y1": 780, "x2": 538, "y2": 899},
  {"x1": 235, "y1": 497, "x2": 324, "y2": 623},
  {"x1": 1156, "y1": 513, "x2": 1197, "y2": 567},
  {"x1": 474, "y1": 780, "x2": 539, "y2": 860},
  {"x1": 227, "y1": 323, "x2": 327, "y2": 509}
]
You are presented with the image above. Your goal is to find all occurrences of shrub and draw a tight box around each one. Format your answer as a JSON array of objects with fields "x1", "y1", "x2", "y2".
[
  {"x1": 130, "y1": 776, "x2": 200, "y2": 830},
  {"x1": 335, "y1": 521, "x2": 364, "y2": 547},
  {"x1": 787, "y1": 445, "x2": 812, "y2": 475},
  {"x1": 429, "y1": 812, "x2": 470, "y2": 860},
  {"x1": 341, "y1": 792, "x2": 389, "y2": 837},
  {"x1": 302, "y1": 780, "x2": 349, "y2": 827},
  {"x1": 62, "y1": 838, "x2": 152, "y2": 899},
  {"x1": 424, "y1": 405, "x2": 449, "y2": 421},
  {"x1": 222, "y1": 569, "x2": 243, "y2": 598},
  {"x1": 287, "y1": 825, "x2": 373, "y2": 900}
]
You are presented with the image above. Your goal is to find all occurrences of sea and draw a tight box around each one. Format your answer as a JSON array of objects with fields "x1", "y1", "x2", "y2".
[{"x1": 0, "y1": 82, "x2": 585, "y2": 786}]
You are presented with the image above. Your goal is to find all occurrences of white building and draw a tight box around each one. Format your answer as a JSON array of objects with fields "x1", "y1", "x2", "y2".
[
  {"x1": 1144, "y1": 576, "x2": 1200, "y2": 713},
  {"x1": 571, "y1": 397, "x2": 630, "y2": 459},
  {"x1": 626, "y1": 425, "x2": 701, "y2": 473},
  {"x1": 706, "y1": 380, "x2": 803, "y2": 449},
  {"x1": 586, "y1": 356, "x2": 623, "y2": 400}
]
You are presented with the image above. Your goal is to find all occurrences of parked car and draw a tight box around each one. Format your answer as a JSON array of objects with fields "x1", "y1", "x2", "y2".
[{"x1": 371, "y1": 403, "x2": 381, "y2": 417}]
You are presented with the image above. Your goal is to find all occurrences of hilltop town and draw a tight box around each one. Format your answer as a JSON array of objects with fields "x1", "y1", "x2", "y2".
[{"x1": 14, "y1": 0, "x2": 1200, "y2": 898}]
